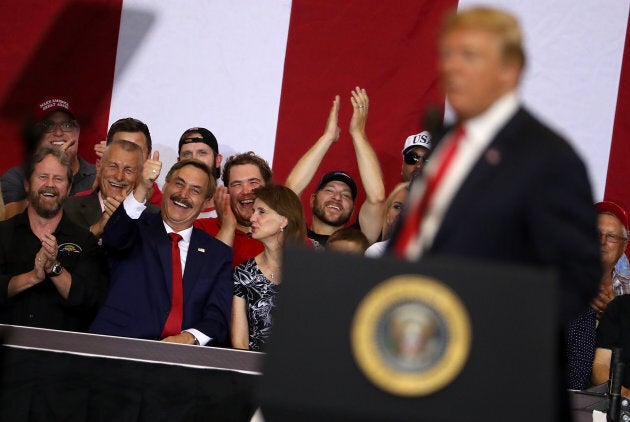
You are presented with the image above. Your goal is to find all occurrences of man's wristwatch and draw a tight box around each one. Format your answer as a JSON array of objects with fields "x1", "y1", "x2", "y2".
[{"x1": 46, "y1": 261, "x2": 63, "y2": 277}]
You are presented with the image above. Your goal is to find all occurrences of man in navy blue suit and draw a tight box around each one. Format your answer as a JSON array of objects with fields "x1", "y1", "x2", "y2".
[
  {"x1": 90, "y1": 153, "x2": 232, "y2": 346},
  {"x1": 391, "y1": 7, "x2": 600, "y2": 324}
]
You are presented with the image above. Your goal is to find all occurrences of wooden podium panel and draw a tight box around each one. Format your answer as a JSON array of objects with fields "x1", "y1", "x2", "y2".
[{"x1": 260, "y1": 248, "x2": 559, "y2": 421}]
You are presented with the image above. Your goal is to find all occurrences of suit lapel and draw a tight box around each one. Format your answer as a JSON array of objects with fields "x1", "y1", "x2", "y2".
[
  {"x1": 433, "y1": 108, "x2": 527, "y2": 246},
  {"x1": 85, "y1": 191, "x2": 103, "y2": 224},
  {"x1": 145, "y1": 213, "x2": 173, "y2": 295},
  {"x1": 182, "y1": 229, "x2": 206, "y2": 303}
]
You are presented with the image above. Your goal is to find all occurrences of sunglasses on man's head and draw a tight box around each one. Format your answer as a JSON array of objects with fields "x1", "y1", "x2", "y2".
[{"x1": 404, "y1": 152, "x2": 428, "y2": 166}]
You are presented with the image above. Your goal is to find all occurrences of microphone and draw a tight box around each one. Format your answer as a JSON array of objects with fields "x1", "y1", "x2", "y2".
[
  {"x1": 608, "y1": 347, "x2": 624, "y2": 422},
  {"x1": 422, "y1": 105, "x2": 445, "y2": 150}
]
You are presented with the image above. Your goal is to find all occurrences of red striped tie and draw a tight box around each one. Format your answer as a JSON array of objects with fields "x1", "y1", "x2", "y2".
[
  {"x1": 161, "y1": 232, "x2": 184, "y2": 338},
  {"x1": 392, "y1": 125, "x2": 466, "y2": 259}
]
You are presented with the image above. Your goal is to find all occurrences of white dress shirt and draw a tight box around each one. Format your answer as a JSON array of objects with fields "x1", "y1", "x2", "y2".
[
  {"x1": 121, "y1": 193, "x2": 210, "y2": 346},
  {"x1": 407, "y1": 91, "x2": 520, "y2": 260}
]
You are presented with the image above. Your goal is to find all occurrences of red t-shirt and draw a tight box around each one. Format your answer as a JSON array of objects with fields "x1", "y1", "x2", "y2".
[{"x1": 194, "y1": 218, "x2": 264, "y2": 268}]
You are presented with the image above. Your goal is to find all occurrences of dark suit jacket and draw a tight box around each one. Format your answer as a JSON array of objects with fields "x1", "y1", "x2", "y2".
[
  {"x1": 89, "y1": 204, "x2": 233, "y2": 344},
  {"x1": 410, "y1": 107, "x2": 600, "y2": 323},
  {"x1": 64, "y1": 190, "x2": 160, "y2": 231},
  {"x1": 64, "y1": 191, "x2": 102, "y2": 229}
]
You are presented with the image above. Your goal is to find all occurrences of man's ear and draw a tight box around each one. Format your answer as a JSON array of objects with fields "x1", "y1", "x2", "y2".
[{"x1": 310, "y1": 193, "x2": 315, "y2": 208}]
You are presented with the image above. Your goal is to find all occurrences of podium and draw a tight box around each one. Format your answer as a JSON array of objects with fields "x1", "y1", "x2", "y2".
[{"x1": 260, "y1": 248, "x2": 560, "y2": 421}]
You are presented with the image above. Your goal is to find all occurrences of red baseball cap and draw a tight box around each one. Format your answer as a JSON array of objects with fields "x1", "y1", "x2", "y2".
[
  {"x1": 596, "y1": 201, "x2": 629, "y2": 230},
  {"x1": 35, "y1": 97, "x2": 75, "y2": 122}
]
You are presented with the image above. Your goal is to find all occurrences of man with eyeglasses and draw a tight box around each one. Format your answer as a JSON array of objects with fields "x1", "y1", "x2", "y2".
[
  {"x1": 566, "y1": 201, "x2": 629, "y2": 389},
  {"x1": 592, "y1": 201, "x2": 630, "y2": 316},
  {"x1": 1, "y1": 97, "x2": 96, "y2": 220},
  {"x1": 591, "y1": 201, "x2": 630, "y2": 395},
  {"x1": 401, "y1": 130, "x2": 432, "y2": 182}
]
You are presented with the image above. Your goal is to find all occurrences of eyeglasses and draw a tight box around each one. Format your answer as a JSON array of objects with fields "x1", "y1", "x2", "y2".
[
  {"x1": 598, "y1": 232, "x2": 628, "y2": 244},
  {"x1": 404, "y1": 152, "x2": 428, "y2": 166},
  {"x1": 40, "y1": 120, "x2": 79, "y2": 133}
]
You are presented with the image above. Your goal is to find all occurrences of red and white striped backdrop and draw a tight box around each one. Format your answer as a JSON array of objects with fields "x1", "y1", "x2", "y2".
[{"x1": 1, "y1": 0, "x2": 628, "y2": 217}]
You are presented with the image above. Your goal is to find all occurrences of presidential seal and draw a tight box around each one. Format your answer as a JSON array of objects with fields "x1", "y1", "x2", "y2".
[{"x1": 351, "y1": 274, "x2": 471, "y2": 396}]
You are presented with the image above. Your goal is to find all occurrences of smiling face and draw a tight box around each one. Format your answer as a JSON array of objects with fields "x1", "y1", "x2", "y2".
[
  {"x1": 161, "y1": 164, "x2": 210, "y2": 231},
  {"x1": 249, "y1": 198, "x2": 288, "y2": 243},
  {"x1": 226, "y1": 164, "x2": 266, "y2": 227},
  {"x1": 39, "y1": 111, "x2": 80, "y2": 162},
  {"x1": 26, "y1": 154, "x2": 71, "y2": 218},
  {"x1": 99, "y1": 143, "x2": 143, "y2": 199},
  {"x1": 598, "y1": 213, "x2": 628, "y2": 269},
  {"x1": 310, "y1": 180, "x2": 354, "y2": 229}
]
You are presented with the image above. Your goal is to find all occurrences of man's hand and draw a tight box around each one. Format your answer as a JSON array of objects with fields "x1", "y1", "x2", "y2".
[
  {"x1": 323, "y1": 95, "x2": 341, "y2": 143},
  {"x1": 161, "y1": 331, "x2": 197, "y2": 345},
  {"x1": 143, "y1": 151, "x2": 162, "y2": 187},
  {"x1": 90, "y1": 196, "x2": 124, "y2": 237},
  {"x1": 134, "y1": 151, "x2": 161, "y2": 203},
  {"x1": 214, "y1": 187, "x2": 235, "y2": 229},
  {"x1": 40, "y1": 233, "x2": 59, "y2": 271},
  {"x1": 59, "y1": 138, "x2": 77, "y2": 153},
  {"x1": 94, "y1": 140, "x2": 106, "y2": 159},
  {"x1": 591, "y1": 284, "x2": 615, "y2": 320},
  {"x1": 349, "y1": 86, "x2": 369, "y2": 137},
  {"x1": 32, "y1": 248, "x2": 49, "y2": 281}
]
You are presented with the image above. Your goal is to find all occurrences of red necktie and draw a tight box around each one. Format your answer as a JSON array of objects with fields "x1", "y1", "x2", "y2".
[
  {"x1": 161, "y1": 232, "x2": 184, "y2": 338},
  {"x1": 392, "y1": 125, "x2": 466, "y2": 259}
]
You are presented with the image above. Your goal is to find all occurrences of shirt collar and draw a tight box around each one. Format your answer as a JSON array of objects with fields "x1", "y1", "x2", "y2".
[
  {"x1": 463, "y1": 91, "x2": 520, "y2": 147},
  {"x1": 163, "y1": 222, "x2": 193, "y2": 243}
]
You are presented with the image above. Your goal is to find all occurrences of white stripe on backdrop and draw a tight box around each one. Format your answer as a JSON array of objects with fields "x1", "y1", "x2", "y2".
[
  {"x1": 110, "y1": 0, "x2": 628, "y2": 199},
  {"x1": 109, "y1": 0, "x2": 292, "y2": 185}
]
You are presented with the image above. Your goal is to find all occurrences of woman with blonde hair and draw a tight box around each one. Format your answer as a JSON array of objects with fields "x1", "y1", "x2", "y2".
[{"x1": 365, "y1": 182, "x2": 409, "y2": 258}]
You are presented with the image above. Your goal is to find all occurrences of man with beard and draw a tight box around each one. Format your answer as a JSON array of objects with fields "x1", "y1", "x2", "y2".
[
  {"x1": 65, "y1": 139, "x2": 159, "y2": 240},
  {"x1": 90, "y1": 158, "x2": 232, "y2": 345},
  {"x1": 285, "y1": 87, "x2": 385, "y2": 246},
  {"x1": 0, "y1": 147, "x2": 108, "y2": 331},
  {"x1": 307, "y1": 171, "x2": 358, "y2": 246},
  {"x1": 1, "y1": 97, "x2": 96, "y2": 220},
  {"x1": 195, "y1": 152, "x2": 270, "y2": 267}
]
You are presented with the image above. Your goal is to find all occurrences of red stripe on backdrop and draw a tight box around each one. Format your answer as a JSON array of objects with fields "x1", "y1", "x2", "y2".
[
  {"x1": 605, "y1": 12, "x2": 630, "y2": 212},
  {"x1": 0, "y1": 0, "x2": 123, "y2": 175},
  {"x1": 273, "y1": 0, "x2": 457, "y2": 223},
  {"x1": 605, "y1": 12, "x2": 630, "y2": 255}
]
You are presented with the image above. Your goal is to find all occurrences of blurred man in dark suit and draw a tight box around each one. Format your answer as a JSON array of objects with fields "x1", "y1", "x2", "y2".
[{"x1": 391, "y1": 7, "x2": 600, "y2": 324}]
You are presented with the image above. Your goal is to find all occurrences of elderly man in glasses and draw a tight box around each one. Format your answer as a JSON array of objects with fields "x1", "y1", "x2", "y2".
[
  {"x1": 591, "y1": 201, "x2": 630, "y2": 394},
  {"x1": 1, "y1": 97, "x2": 96, "y2": 219},
  {"x1": 566, "y1": 200, "x2": 629, "y2": 389},
  {"x1": 401, "y1": 130, "x2": 432, "y2": 182},
  {"x1": 592, "y1": 201, "x2": 630, "y2": 315}
]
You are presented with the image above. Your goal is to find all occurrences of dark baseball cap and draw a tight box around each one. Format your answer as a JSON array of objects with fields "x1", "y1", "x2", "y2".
[
  {"x1": 315, "y1": 171, "x2": 357, "y2": 200},
  {"x1": 178, "y1": 127, "x2": 219, "y2": 156}
]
